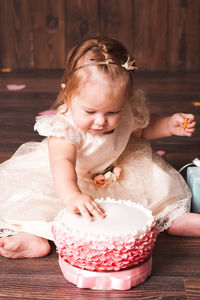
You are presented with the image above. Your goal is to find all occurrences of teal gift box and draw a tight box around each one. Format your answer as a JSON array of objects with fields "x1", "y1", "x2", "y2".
[{"x1": 187, "y1": 167, "x2": 200, "y2": 213}]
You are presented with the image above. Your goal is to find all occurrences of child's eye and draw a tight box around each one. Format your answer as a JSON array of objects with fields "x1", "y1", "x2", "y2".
[
  {"x1": 85, "y1": 110, "x2": 95, "y2": 114},
  {"x1": 107, "y1": 111, "x2": 120, "y2": 115}
]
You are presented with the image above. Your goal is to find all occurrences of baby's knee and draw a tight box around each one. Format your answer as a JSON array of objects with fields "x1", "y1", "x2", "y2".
[{"x1": 166, "y1": 212, "x2": 200, "y2": 237}]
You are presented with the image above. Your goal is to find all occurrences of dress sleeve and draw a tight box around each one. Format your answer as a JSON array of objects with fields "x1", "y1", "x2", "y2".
[
  {"x1": 130, "y1": 89, "x2": 150, "y2": 131},
  {"x1": 34, "y1": 114, "x2": 81, "y2": 148}
]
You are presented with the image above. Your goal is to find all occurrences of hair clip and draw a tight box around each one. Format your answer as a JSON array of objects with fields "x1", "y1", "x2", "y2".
[
  {"x1": 72, "y1": 57, "x2": 137, "y2": 74},
  {"x1": 122, "y1": 57, "x2": 137, "y2": 71}
]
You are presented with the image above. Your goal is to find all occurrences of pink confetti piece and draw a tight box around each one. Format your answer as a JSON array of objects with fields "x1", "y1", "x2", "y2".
[
  {"x1": 156, "y1": 150, "x2": 166, "y2": 156},
  {"x1": 38, "y1": 109, "x2": 57, "y2": 115},
  {"x1": 6, "y1": 84, "x2": 26, "y2": 91}
]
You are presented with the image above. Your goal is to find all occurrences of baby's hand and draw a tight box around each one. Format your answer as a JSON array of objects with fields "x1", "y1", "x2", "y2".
[
  {"x1": 66, "y1": 192, "x2": 106, "y2": 222},
  {"x1": 167, "y1": 113, "x2": 196, "y2": 137}
]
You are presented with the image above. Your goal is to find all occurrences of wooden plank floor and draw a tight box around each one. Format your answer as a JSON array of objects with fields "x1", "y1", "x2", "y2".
[{"x1": 0, "y1": 70, "x2": 200, "y2": 299}]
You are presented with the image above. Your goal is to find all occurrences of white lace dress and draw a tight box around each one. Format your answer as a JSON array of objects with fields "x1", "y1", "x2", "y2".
[{"x1": 0, "y1": 90, "x2": 191, "y2": 240}]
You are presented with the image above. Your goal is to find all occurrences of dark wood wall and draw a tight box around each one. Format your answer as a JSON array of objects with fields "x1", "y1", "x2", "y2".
[{"x1": 0, "y1": 0, "x2": 200, "y2": 71}]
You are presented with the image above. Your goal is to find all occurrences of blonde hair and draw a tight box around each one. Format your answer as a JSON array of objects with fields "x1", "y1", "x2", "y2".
[{"x1": 56, "y1": 37, "x2": 136, "y2": 109}]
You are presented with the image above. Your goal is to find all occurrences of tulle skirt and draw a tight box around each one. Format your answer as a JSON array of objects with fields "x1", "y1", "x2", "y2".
[{"x1": 0, "y1": 138, "x2": 191, "y2": 240}]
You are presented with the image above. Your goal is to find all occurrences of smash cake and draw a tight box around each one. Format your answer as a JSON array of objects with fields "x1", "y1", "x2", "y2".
[{"x1": 52, "y1": 198, "x2": 157, "y2": 289}]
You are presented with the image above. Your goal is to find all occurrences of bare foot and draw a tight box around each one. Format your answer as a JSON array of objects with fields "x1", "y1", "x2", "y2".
[
  {"x1": 0, "y1": 232, "x2": 50, "y2": 258},
  {"x1": 167, "y1": 212, "x2": 200, "y2": 237}
]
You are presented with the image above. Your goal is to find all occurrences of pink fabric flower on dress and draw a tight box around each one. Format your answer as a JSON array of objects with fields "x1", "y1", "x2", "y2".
[
  {"x1": 113, "y1": 166, "x2": 121, "y2": 178},
  {"x1": 93, "y1": 166, "x2": 122, "y2": 187},
  {"x1": 93, "y1": 174, "x2": 107, "y2": 187}
]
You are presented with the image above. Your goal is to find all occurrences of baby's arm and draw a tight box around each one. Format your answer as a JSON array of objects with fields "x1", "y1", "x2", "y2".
[
  {"x1": 48, "y1": 136, "x2": 105, "y2": 221},
  {"x1": 141, "y1": 113, "x2": 196, "y2": 140}
]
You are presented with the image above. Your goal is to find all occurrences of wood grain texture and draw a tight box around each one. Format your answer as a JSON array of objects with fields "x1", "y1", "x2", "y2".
[
  {"x1": 0, "y1": 0, "x2": 32, "y2": 69},
  {"x1": 31, "y1": 0, "x2": 65, "y2": 68},
  {"x1": 185, "y1": 278, "x2": 200, "y2": 299},
  {"x1": 99, "y1": 0, "x2": 134, "y2": 53},
  {"x1": 1, "y1": 0, "x2": 200, "y2": 70},
  {"x1": 65, "y1": 0, "x2": 99, "y2": 53},
  {"x1": 134, "y1": 0, "x2": 168, "y2": 71},
  {"x1": 168, "y1": 0, "x2": 200, "y2": 71}
]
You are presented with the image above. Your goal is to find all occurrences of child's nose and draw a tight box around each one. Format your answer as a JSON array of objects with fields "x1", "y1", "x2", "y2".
[{"x1": 95, "y1": 114, "x2": 105, "y2": 125}]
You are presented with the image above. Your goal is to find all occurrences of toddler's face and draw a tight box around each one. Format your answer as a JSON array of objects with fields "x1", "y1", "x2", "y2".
[{"x1": 69, "y1": 73, "x2": 126, "y2": 135}]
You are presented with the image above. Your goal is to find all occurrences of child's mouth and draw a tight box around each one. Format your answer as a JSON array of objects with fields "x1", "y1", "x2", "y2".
[
  {"x1": 90, "y1": 128, "x2": 115, "y2": 135},
  {"x1": 90, "y1": 127, "x2": 105, "y2": 132}
]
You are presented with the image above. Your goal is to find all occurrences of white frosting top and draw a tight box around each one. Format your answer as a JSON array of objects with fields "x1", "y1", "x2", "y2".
[{"x1": 53, "y1": 197, "x2": 154, "y2": 241}]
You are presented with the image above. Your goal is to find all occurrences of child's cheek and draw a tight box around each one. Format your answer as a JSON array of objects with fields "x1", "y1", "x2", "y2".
[
  {"x1": 77, "y1": 117, "x2": 91, "y2": 131},
  {"x1": 113, "y1": 115, "x2": 121, "y2": 127}
]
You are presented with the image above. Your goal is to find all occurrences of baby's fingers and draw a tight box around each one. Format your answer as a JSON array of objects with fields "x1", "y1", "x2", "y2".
[
  {"x1": 86, "y1": 201, "x2": 106, "y2": 220},
  {"x1": 181, "y1": 113, "x2": 195, "y2": 122},
  {"x1": 183, "y1": 122, "x2": 196, "y2": 136},
  {"x1": 186, "y1": 120, "x2": 196, "y2": 129},
  {"x1": 183, "y1": 118, "x2": 196, "y2": 135},
  {"x1": 78, "y1": 204, "x2": 94, "y2": 222}
]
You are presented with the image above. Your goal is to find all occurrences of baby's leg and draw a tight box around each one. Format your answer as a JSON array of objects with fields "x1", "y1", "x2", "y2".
[
  {"x1": 0, "y1": 232, "x2": 50, "y2": 258},
  {"x1": 167, "y1": 212, "x2": 200, "y2": 237}
]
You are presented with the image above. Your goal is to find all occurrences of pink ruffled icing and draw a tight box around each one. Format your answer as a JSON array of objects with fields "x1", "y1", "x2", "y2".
[{"x1": 52, "y1": 225, "x2": 157, "y2": 271}]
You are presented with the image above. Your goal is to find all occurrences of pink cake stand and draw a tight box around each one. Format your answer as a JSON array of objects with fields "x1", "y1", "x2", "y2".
[{"x1": 59, "y1": 255, "x2": 152, "y2": 290}]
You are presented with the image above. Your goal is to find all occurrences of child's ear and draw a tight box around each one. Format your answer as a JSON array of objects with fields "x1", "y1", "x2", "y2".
[{"x1": 61, "y1": 83, "x2": 66, "y2": 89}]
